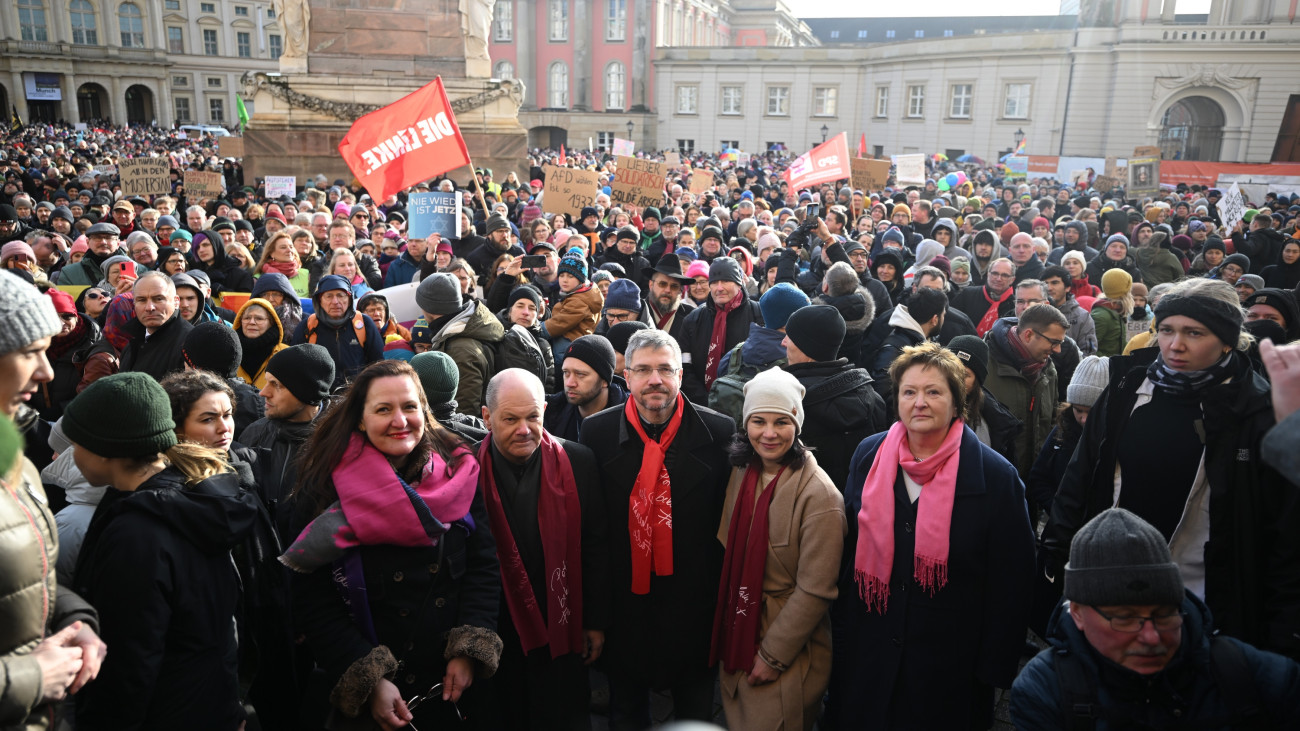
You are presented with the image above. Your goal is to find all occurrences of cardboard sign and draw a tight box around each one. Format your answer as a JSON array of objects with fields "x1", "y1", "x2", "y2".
[
  {"x1": 688, "y1": 169, "x2": 714, "y2": 195},
  {"x1": 184, "y1": 170, "x2": 225, "y2": 198},
  {"x1": 611, "y1": 155, "x2": 667, "y2": 210},
  {"x1": 612, "y1": 138, "x2": 635, "y2": 157},
  {"x1": 664, "y1": 151, "x2": 681, "y2": 167},
  {"x1": 1127, "y1": 157, "x2": 1160, "y2": 197},
  {"x1": 93, "y1": 164, "x2": 118, "y2": 177},
  {"x1": 1104, "y1": 157, "x2": 1119, "y2": 177},
  {"x1": 1216, "y1": 182, "x2": 1246, "y2": 230},
  {"x1": 187, "y1": 129, "x2": 202, "y2": 139},
  {"x1": 407, "y1": 191, "x2": 463, "y2": 240},
  {"x1": 541, "y1": 165, "x2": 599, "y2": 222},
  {"x1": 1093, "y1": 175, "x2": 1118, "y2": 194},
  {"x1": 850, "y1": 158, "x2": 891, "y2": 192},
  {"x1": 118, "y1": 158, "x2": 171, "y2": 196},
  {"x1": 219, "y1": 136, "x2": 245, "y2": 158},
  {"x1": 1133, "y1": 145, "x2": 1161, "y2": 159},
  {"x1": 894, "y1": 154, "x2": 927, "y2": 186},
  {"x1": 264, "y1": 175, "x2": 297, "y2": 199}
]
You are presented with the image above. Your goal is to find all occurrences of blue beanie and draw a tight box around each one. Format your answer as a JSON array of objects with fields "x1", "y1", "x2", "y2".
[
  {"x1": 604, "y1": 278, "x2": 641, "y2": 311},
  {"x1": 559, "y1": 254, "x2": 588, "y2": 283},
  {"x1": 882, "y1": 227, "x2": 906, "y2": 247},
  {"x1": 315, "y1": 274, "x2": 351, "y2": 296},
  {"x1": 759, "y1": 282, "x2": 810, "y2": 330}
]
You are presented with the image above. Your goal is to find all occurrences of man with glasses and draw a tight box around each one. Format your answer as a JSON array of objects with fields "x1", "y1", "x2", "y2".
[
  {"x1": 1012, "y1": 508, "x2": 1300, "y2": 728},
  {"x1": 983, "y1": 302, "x2": 1068, "y2": 476},
  {"x1": 580, "y1": 329, "x2": 735, "y2": 730},
  {"x1": 952, "y1": 257, "x2": 1018, "y2": 336}
]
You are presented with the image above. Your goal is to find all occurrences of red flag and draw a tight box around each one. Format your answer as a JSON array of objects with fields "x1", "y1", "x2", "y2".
[
  {"x1": 857, "y1": 133, "x2": 867, "y2": 158},
  {"x1": 559, "y1": 144, "x2": 567, "y2": 165},
  {"x1": 783, "y1": 133, "x2": 851, "y2": 192},
  {"x1": 337, "y1": 77, "x2": 470, "y2": 202}
]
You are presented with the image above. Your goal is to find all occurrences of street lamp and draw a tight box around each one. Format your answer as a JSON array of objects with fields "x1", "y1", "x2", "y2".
[
  {"x1": 820, "y1": 124, "x2": 829, "y2": 143},
  {"x1": 1013, "y1": 128, "x2": 1025, "y2": 149},
  {"x1": 626, "y1": 120, "x2": 634, "y2": 139}
]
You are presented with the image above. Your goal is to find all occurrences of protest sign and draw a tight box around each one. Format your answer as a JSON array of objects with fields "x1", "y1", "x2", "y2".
[
  {"x1": 688, "y1": 169, "x2": 714, "y2": 195},
  {"x1": 894, "y1": 153, "x2": 927, "y2": 185},
  {"x1": 407, "y1": 191, "x2": 463, "y2": 240},
  {"x1": 219, "y1": 136, "x2": 245, "y2": 158},
  {"x1": 1133, "y1": 145, "x2": 1161, "y2": 159},
  {"x1": 611, "y1": 155, "x2": 667, "y2": 210},
  {"x1": 118, "y1": 158, "x2": 170, "y2": 196},
  {"x1": 1216, "y1": 182, "x2": 1246, "y2": 230},
  {"x1": 93, "y1": 164, "x2": 117, "y2": 177},
  {"x1": 1004, "y1": 156, "x2": 1029, "y2": 178},
  {"x1": 850, "y1": 158, "x2": 891, "y2": 192},
  {"x1": 665, "y1": 151, "x2": 681, "y2": 167},
  {"x1": 264, "y1": 175, "x2": 297, "y2": 199},
  {"x1": 542, "y1": 165, "x2": 599, "y2": 222},
  {"x1": 1127, "y1": 157, "x2": 1160, "y2": 196},
  {"x1": 612, "y1": 138, "x2": 635, "y2": 156},
  {"x1": 783, "y1": 133, "x2": 851, "y2": 190},
  {"x1": 1093, "y1": 175, "x2": 1118, "y2": 194},
  {"x1": 184, "y1": 170, "x2": 225, "y2": 198}
]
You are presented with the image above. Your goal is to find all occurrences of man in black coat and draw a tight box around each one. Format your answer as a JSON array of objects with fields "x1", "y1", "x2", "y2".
[
  {"x1": 544, "y1": 335, "x2": 629, "y2": 442},
  {"x1": 477, "y1": 369, "x2": 611, "y2": 729},
  {"x1": 119, "y1": 272, "x2": 194, "y2": 381},
  {"x1": 644, "y1": 253, "x2": 696, "y2": 342},
  {"x1": 782, "y1": 305, "x2": 887, "y2": 490},
  {"x1": 870, "y1": 287, "x2": 948, "y2": 405},
  {"x1": 466, "y1": 213, "x2": 523, "y2": 288},
  {"x1": 951, "y1": 257, "x2": 1017, "y2": 330},
  {"x1": 580, "y1": 329, "x2": 735, "y2": 729},
  {"x1": 677, "y1": 257, "x2": 763, "y2": 403}
]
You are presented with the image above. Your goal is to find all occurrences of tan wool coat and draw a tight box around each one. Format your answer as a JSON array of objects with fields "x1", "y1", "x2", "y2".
[{"x1": 716, "y1": 452, "x2": 847, "y2": 731}]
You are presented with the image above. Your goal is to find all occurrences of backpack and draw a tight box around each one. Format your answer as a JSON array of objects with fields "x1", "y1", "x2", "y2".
[
  {"x1": 708, "y1": 341, "x2": 785, "y2": 425},
  {"x1": 494, "y1": 323, "x2": 549, "y2": 384},
  {"x1": 1052, "y1": 635, "x2": 1267, "y2": 730},
  {"x1": 304, "y1": 312, "x2": 368, "y2": 347}
]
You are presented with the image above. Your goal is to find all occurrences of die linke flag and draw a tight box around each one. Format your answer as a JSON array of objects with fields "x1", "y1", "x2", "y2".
[
  {"x1": 783, "y1": 132, "x2": 851, "y2": 191},
  {"x1": 338, "y1": 77, "x2": 470, "y2": 202}
]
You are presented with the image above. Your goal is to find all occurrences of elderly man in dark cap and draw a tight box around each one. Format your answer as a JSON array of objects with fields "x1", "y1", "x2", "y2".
[{"x1": 677, "y1": 256, "x2": 764, "y2": 403}]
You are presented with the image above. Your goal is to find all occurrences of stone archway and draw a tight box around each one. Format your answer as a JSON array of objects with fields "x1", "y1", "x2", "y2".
[
  {"x1": 528, "y1": 125, "x2": 567, "y2": 149},
  {"x1": 124, "y1": 83, "x2": 154, "y2": 125},
  {"x1": 1159, "y1": 96, "x2": 1225, "y2": 161},
  {"x1": 77, "y1": 82, "x2": 109, "y2": 123}
]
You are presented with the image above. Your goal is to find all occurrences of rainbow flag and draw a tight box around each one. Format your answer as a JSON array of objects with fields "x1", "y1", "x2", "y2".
[{"x1": 1014, "y1": 136, "x2": 1028, "y2": 155}]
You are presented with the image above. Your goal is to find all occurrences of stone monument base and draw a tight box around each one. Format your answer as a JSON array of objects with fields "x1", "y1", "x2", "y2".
[{"x1": 241, "y1": 71, "x2": 527, "y2": 189}]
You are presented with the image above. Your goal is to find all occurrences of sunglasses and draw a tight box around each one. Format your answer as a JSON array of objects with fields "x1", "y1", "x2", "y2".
[
  {"x1": 85, "y1": 291, "x2": 110, "y2": 300},
  {"x1": 404, "y1": 683, "x2": 464, "y2": 729}
]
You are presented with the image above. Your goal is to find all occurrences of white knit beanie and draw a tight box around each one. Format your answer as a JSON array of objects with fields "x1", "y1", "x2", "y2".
[
  {"x1": 0, "y1": 271, "x2": 61, "y2": 356},
  {"x1": 1067, "y1": 355, "x2": 1110, "y2": 408},
  {"x1": 742, "y1": 367, "x2": 807, "y2": 430}
]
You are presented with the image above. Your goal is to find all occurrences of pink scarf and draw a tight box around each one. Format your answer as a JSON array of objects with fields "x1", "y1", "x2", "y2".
[{"x1": 854, "y1": 419, "x2": 964, "y2": 613}]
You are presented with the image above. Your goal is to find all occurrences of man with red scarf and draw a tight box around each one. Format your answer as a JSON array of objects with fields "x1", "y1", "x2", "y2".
[
  {"x1": 476, "y1": 369, "x2": 610, "y2": 729},
  {"x1": 951, "y1": 257, "x2": 1017, "y2": 336},
  {"x1": 580, "y1": 329, "x2": 736, "y2": 730},
  {"x1": 677, "y1": 257, "x2": 763, "y2": 404}
]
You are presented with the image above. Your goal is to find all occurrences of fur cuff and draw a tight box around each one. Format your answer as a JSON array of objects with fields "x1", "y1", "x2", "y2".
[
  {"x1": 444, "y1": 625, "x2": 503, "y2": 679},
  {"x1": 330, "y1": 645, "x2": 399, "y2": 718}
]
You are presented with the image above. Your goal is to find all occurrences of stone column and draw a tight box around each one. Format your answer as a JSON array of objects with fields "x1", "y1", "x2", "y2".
[
  {"x1": 516, "y1": 0, "x2": 536, "y2": 108},
  {"x1": 10, "y1": 73, "x2": 25, "y2": 120},
  {"x1": 630, "y1": 0, "x2": 649, "y2": 111},
  {"x1": 1160, "y1": 0, "x2": 1177, "y2": 23},
  {"x1": 61, "y1": 73, "x2": 77, "y2": 123},
  {"x1": 157, "y1": 79, "x2": 173, "y2": 127},
  {"x1": 573, "y1": 0, "x2": 591, "y2": 110},
  {"x1": 109, "y1": 76, "x2": 124, "y2": 126}
]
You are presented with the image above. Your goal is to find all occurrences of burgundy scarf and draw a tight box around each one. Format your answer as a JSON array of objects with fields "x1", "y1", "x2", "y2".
[
  {"x1": 704, "y1": 291, "x2": 745, "y2": 388},
  {"x1": 649, "y1": 299, "x2": 677, "y2": 330},
  {"x1": 854, "y1": 420, "x2": 964, "y2": 613},
  {"x1": 47, "y1": 317, "x2": 88, "y2": 360},
  {"x1": 477, "y1": 432, "x2": 584, "y2": 658},
  {"x1": 976, "y1": 286, "x2": 1013, "y2": 337},
  {"x1": 262, "y1": 259, "x2": 300, "y2": 279},
  {"x1": 1007, "y1": 325, "x2": 1048, "y2": 382},
  {"x1": 710, "y1": 464, "x2": 785, "y2": 673},
  {"x1": 624, "y1": 394, "x2": 685, "y2": 594}
]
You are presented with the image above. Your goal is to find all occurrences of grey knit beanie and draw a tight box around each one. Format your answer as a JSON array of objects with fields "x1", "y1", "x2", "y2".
[
  {"x1": 0, "y1": 270, "x2": 61, "y2": 356},
  {"x1": 1064, "y1": 508, "x2": 1184, "y2": 607},
  {"x1": 415, "y1": 273, "x2": 464, "y2": 316},
  {"x1": 1066, "y1": 356, "x2": 1110, "y2": 408}
]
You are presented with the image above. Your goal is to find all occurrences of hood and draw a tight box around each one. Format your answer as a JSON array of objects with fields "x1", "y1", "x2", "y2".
[
  {"x1": 888, "y1": 304, "x2": 927, "y2": 337},
  {"x1": 728, "y1": 246, "x2": 755, "y2": 277},
  {"x1": 739, "y1": 322, "x2": 787, "y2": 364},
  {"x1": 193, "y1": 229, "x2": 230, "y2": 271},
  {"x1": 357, "y1": 292, "x2": 391, "y2": 325},
  {"x1": 1064, "y1": 221, "x2": 1090, "y2": 250},
  {"x1": 170, "y1": 271, "x2": 209, "y2": 320},
  {"x1": 931, "y1": 217, "x2": 958, "y2": 242},
  {"x1": 872, "y1": 250, "x2": 905, "y2": 277},
  {"x1": 432, "y1": 300, "x2": 505, "y2": 348},
  {"x1": 127, "y1": 468, "x2": 259, "y2": 555},
  {"x1": 233, "y1": 297, "x2": 285, "y2": 342},
  {"x1": 251, "y1": 271, "x2": 298, "y2": 301},
  {"x1": 40, "y1": 449, "x2": 109, "y2": 506},
  {"x1": 817, "y1": 288, "x2": 875, "y2": 333},
  {"x1": 913, "y1": 238, "x2": 944, "y2": 269}
]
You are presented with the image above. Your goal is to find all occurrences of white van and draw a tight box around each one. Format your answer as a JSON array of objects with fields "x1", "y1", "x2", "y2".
[{"x1": 178, "y1": 124, "x2": 232, "y2": 138}]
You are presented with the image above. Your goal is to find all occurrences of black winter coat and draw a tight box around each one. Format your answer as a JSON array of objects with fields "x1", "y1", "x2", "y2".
[
  {"x1": 543, "y1": 378, "x2": 629, "y2": 443},
  {"x1": 240, "y1": 416, "x2": 315, "y2": 539},
  {"x1": 1041, "y1": 349, "x2": 1300, "y2": 658},
  {"x1": 784, "y1": 359, "x2": 887, "y2": 490},
  {"x1": 977, "y1": 387, "x2": 1024, "y2": 469},
  {"x1": 1026, "y1": 423, "x2": 1079, "y2": 518},
  {"x1": 579, "y1": 397, "x2": 735, "y2": 687},
  {"x1": 119, "y1": 311, "x2": 193, "y2": 381},
  {"x1": 826, "y1": 427, "x2": 1036, "y2": 729},
  {"x1": 677, "y1": 295, "x2": 764, "y2": 403},
  {"x1": 33, "y1": 314, "x2": 101, "y2": 420}
]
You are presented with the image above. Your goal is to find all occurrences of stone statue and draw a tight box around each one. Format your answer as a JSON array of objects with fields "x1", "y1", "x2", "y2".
[
  {"x1": 460, "y1": 0, "x2": 493, "y2": 66},
  {"x1": 273, "y1": 0, "x2": 310, "y2": 63}
]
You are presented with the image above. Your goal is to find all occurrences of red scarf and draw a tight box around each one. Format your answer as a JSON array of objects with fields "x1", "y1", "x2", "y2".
[
  {"x1": 624, "y1": 394, "x2": 685, "y2": 594},
  {"x1": 261, "y1": 259, "x2": 300, "y2": 279},
  {"x1": 704, "y1": 291, "x2": 745, "y2": 388},
  {"x1": 854, "y1": 420, "x2": 964, "y2": 613},
  {"x1": 1007, "y1": 325, "x2": 1048, "y2": 382},
  {"x1": 976, "y1": 286, "x2": 1013, "y2": 337},
  {"x1": 710, "y1": 464, "x2": 785, "y2": 673},
  {"x1": 649, "y1": 299, "x2": 677, "y2": 330},
  {"x1": 47, "y1": 317, "x2": 87, "y2": 360},
  {"x1": 477, "y1": 433, "x2": 584, "y2": 658}
]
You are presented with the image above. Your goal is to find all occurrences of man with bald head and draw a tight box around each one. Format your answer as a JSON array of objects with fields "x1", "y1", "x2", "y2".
[
  {"x1": 1008, "y1": 231, "x2": 1045, "y2": 283},
  {"x1": 120, "y1": 271, "x2": 194, "y2": 380},
  {"x1": 478, "y1": 368, "x2": 610, "y2": 729}
]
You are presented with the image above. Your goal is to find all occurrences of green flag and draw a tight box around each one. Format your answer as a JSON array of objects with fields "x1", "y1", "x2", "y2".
[{"x1": 236, "y1": 96, "x2": 249, "y2": 132}]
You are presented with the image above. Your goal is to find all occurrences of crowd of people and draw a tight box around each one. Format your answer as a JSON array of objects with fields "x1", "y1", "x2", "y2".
[{"x1": 3, "y1": 119, "x2": 1300, "y2": 730}]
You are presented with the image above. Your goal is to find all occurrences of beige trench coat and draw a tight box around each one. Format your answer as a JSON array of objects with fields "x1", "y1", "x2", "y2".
[{"x1": 716, "y1": 452, "x2": 847, "y2": 731}]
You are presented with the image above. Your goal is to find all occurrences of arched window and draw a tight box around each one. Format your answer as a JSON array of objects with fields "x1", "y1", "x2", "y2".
[
  {"x1": 118, "y1": 2, "x2": 144, "y2": 48},
  {"x1": 493, "y1": 60, "x2": 514, "y2": 79},
  {"x1": 604, "y1": 61, "x2": 625, "y2": 110},
  {"x1": 18, "y1": 0, "x2": 49, "y2": 42},
  {"x1": 70, "y1": 0, "x2": 98, "y2": 45},
  {"x1": 548, "y1": 61, "x2": 568, "y2": 109}
]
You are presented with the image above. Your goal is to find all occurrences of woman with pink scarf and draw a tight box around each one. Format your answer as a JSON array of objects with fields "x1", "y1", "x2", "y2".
[{"x1": 825, "y1": 342, "x2": 1035, "y2": 729}]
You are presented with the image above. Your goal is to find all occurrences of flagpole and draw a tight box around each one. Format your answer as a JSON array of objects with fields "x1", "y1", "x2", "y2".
[{"x1": 460, "y1": 160, "x2": 490, "y2": 215}]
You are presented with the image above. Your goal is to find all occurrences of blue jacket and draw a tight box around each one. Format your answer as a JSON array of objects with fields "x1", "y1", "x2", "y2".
[
  {"x1": 1011, "y1": 593, "x2": 1300, "y2": 729},
  {"x1": 289, "y1": 309, "x2": 384, "y2": 390},
  {"x1": 716, "y1": 322, "x2": 786, "y2": 374},
  {"x1": 383, "y1": 251, "x2": 421, "y2": 288}
]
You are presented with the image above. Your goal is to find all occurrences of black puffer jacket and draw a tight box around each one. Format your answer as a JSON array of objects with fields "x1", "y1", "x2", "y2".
[
  {"x1": 783, "y1": 358, "x2": 887, "y2": 489},
  {"x1": 191, "y1": 229, "x2": 255, "y2": 295},
  {"x1": 677, "y1": 294, "x2": 764, "y2": 403}
]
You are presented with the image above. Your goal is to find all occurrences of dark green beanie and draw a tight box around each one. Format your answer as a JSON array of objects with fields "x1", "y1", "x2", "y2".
[
  {"x1": 410, "y1": 351, "x2": 460, "y2": 405},
  {"x1": 63, "y1": 372, "x2": 177, "y2": 458}
]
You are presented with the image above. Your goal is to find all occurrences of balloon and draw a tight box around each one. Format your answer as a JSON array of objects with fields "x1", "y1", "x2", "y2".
[
  {"x1": 936, "y1": 179, "x2": 951, "y2": 191},
  {"x1": 602, "y1": 186, "x2": 612, "y2": 195},
  {"x1": 944, "y1": 173, "x2": 960, "y2": 188},
  {"x1": 953, "y1": 171, "x2": 969, "y2": 185}
]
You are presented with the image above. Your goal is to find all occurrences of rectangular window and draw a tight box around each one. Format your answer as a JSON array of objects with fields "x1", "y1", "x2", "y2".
[
  {"x1": 721, "y1": 140, "x2": 739, "y2": 150},
  {"x1": 174, "y1": 96, "x2": 191, "y2": 123},
  {"x1": 167, "y1": 26, "x2": 184, "y2": 53},
  {"x1": 269, "y1": 34, "x2": 282, "y2": 59},
  {"x1": 676, "y1": 85, "x2": 698, "y2": 114},
  {"x1": 173, "y1": 75, "x2": 188, "y2": 86},
  {"x1": 549, "y1": 0, "x2": 568, "y2": 42},
  {"x1": 207, "y1": 76, "x2": 223, "y2": 88},
  {"x1": 234, "y1": 5, "x2": 248, "y2": 15},
  {"x1": 19, "y1": 0, "x2": 49, "y2": 42},
  {"x1": 766, "y1": 86, "x2": 789, "y2": 116},
  {"x1": 200, "y1": 2, "x2": 215, "y2": 12},
  {"x1": 266, "y1": 6, "x2": 275, "y2": 17},
  {"x1": 493, "y1": 1, "x2": 512, "y2": 42},
  {"x1": 606, "y1": 0, "x2": 626, "y2": 41},
  {"x1": 209, "y1": 97, "x2": 225, "y2": 122},
  {"x1": 907, "y1": 85, "x2": 925, "y2": 118},
  {"x1": 943, "y1": 29, "x2": 954, "y2": 37},
  {"x1": 721, "y1": 85, "x2": 742, "y2": 115},
  {"x1": 885, "y1": 29, "x2": 895, "y2": 39},
  {"x1": 203, "y1": 28, "x2": 218, "y2": 55},
  {"x1": 597, "y1": 131, "x2": 614, "y2": 150},
  {"x1": 237, "y1": 31, "x2": 251, "y2": 57},
  {"x1": 875, "y1": 86, "x2": 888, "y2": 118},
  {"x1": 829, "y1": 30, "x2": 839, "y2": 39},
  {"x1": 165, "y1": 0, "x2": 180, "y2": 8},
  {"x1": 1004, "y1": 83, "x2": 1031, "y2": 119},
  {"x1": 949, "y1": 83, "x2": 971, "y2": 118},
  {"x1": 873, "y1": 144, "x2": 884, "y2": 158},
  {"x1": 813, "y1": 87, "x2": 837, "y2": 117},
  {"x1": 915, "y1": 30, "x2": 924, "y2": 38},
  {"x1": 677, "y1": 139, "x2": 695, "y2": 153},
  {"x1": 857, "y1": 30, "x2": 867, "y2": 39}
]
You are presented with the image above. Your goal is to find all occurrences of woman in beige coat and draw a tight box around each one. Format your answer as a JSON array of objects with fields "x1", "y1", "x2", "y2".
[{"x1": 710, "y1": 367, "x2": 846, "y2": 730}]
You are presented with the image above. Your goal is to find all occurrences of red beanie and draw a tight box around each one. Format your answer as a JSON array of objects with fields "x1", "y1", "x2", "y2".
[{"x1": 46, "y1": 288, "x2": 76, "y2": 316}]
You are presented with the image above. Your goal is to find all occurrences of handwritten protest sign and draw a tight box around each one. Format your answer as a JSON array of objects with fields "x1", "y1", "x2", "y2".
[
  {"x1": 219, "y1": 136, "x2": 245, "y2": 158},
  {"x1": 1216, "y1": 182, "x2": 1246, "y2": 230},
  {"x1": 184, "y1": 170, "x2": 225, "y2": 198},
  {"x1": 542, "y1": 165, "x2": 599, "y2": 222},
  {"x1": 118, "y1": 158, "x2": 170, "y2": 196},
  {"x1": 407, "y1": 191, "x2": 462, "y2": 240},
  {"x1": 894, "y1": 154, "x2": 927, "y2": 185},
  {"x1": 850, "y1": 158, "x2": 891, "y2": 192},
  {"x1": 1093, "y1": 175, "x2": 1118, "y2": 194},
  {"x1": 688, "y1": 169, "x2": 714, "y2": 196},
  {"x1": 665, "y1": 151, "x2": 681, "y2": 167},
  {"x1": 611, "y1": 155, "x2": 667, "y2": 210},
  {"x1": 264, "y1": 175, "x2": 296, "y2": 199},
  {"x1": 1133, "y1": 145, "x2": 1161, "y2": 159},
  {"x1": 612, "y1": 138, "x2": 635, "y2": 156}
]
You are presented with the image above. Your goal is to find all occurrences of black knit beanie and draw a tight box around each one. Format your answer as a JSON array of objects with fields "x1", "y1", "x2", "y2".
[
  {"x1": 265, "y1": 344, "x2": 336, "y2": 405},
  {"x1": 564, "y1": 335, "x2": 616, "y2": 385},
  {"x1": 606, "y1": 321, "x2": 648, "y2": 354},
  {"x1": 1154, "y1": 292, "x2": 1243, "y2": 349},
  {"x1": 182, "y1": 321, "x2": 242, "y2": 378},
  {"x1": 784, "y1": 305, "x2": 845, "y2": 362},
  {"x1": 507, "y1": 284, "x2": 544, "y2": 311},
  {"x1": 63, "y1": 372, "x2": 177, "y2": 458},
  {"x1": 946, "y1": 334, "x2": 990, "y2": 385}
]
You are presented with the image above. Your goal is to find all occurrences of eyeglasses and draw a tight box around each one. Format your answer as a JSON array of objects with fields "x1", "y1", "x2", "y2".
[
  {"x1": 605, "y1": 310, "x2": 636, "y2": 323},
  {"x1": 242, "y1": 313, "x2": 270, "y2": 324},
  {"x1": 1091, "y1": 606, "x2": 1184, "y2": 633},
  {"x1": 1029, "y1": 329, "x2": 1066, "y2": 349},
  {"x1": 627, "y1": 365, "x2": 679, "y2": 379},
  {"x1": 404, "y1": 683, "x2": 464, "y2": 728}
]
